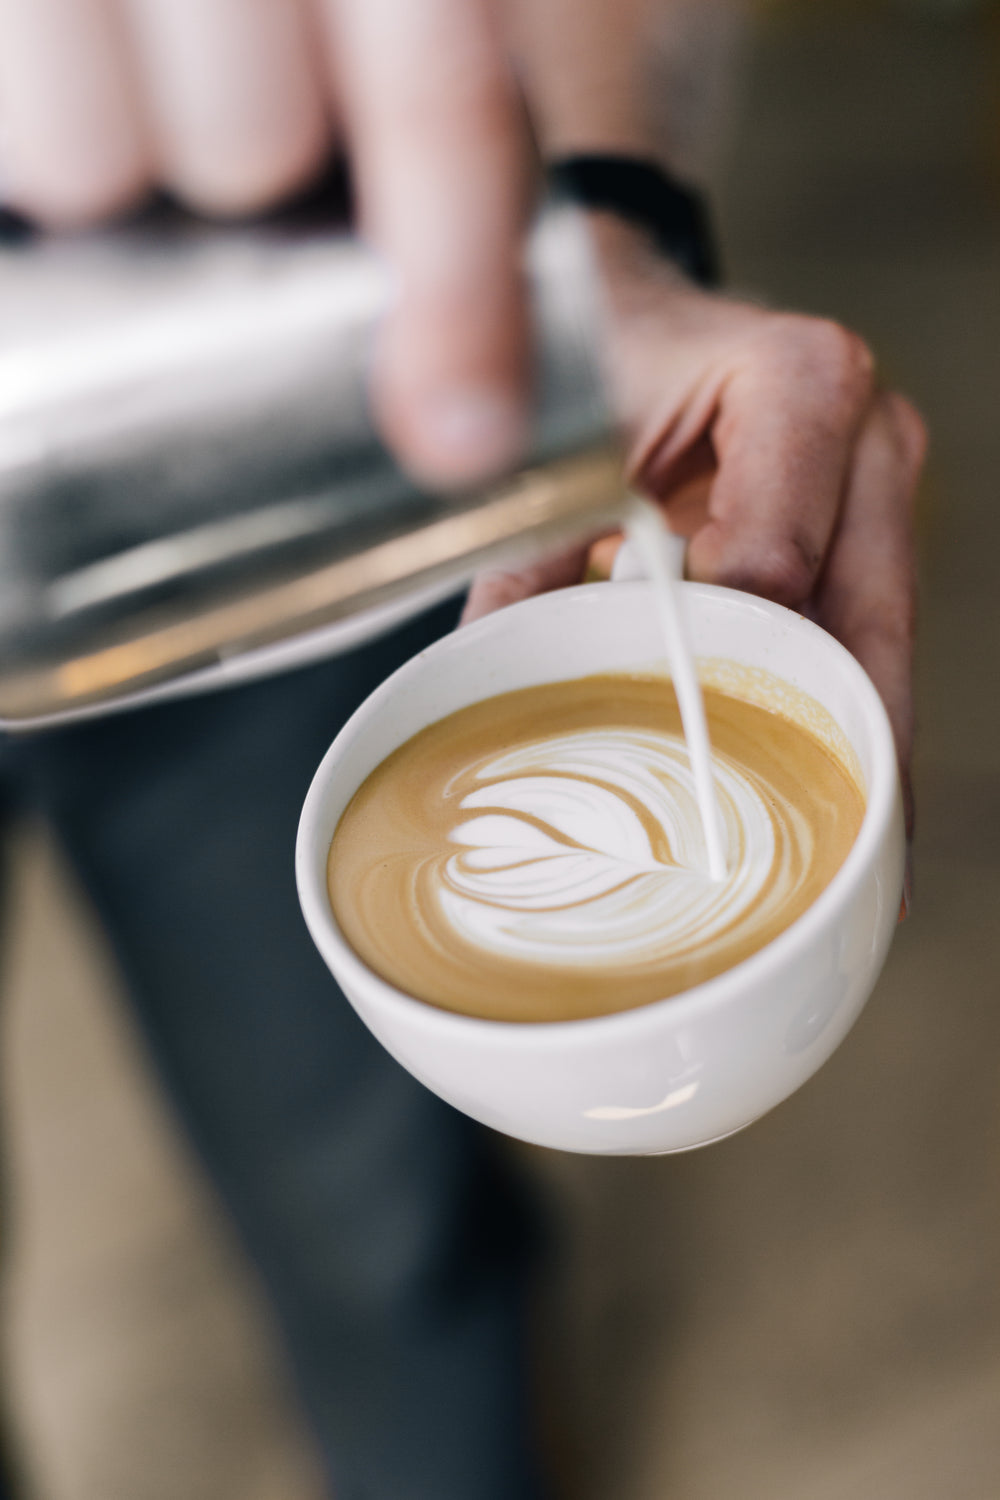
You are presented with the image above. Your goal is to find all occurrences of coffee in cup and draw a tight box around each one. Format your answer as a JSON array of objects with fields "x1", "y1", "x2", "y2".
[{"x1": 328, "y1": 670, "x2": 864, "y2": 1024}]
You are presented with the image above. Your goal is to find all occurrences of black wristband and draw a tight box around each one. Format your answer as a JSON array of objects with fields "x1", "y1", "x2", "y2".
[
  {"x1": 547, "y1": 154, "x2": 720, "y2": 289},
  {"x1": 0, "y1": 205, "x2": 34, "y2": 244}
]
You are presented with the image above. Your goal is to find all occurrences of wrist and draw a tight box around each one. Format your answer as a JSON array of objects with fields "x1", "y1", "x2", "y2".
[
  {"x1": 586, "y1": 209, "x2": 683, "y2": 280},
  {"x1": 548, "y1": 153, "x2": 720, "y2": 289}
]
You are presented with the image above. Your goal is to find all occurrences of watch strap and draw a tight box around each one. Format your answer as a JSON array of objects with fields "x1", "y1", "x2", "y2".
[{"x1": 548, "y1": 153, "x2": 721, "y2": 288}]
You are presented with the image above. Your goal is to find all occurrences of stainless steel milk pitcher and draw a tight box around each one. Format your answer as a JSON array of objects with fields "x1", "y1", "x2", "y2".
[{"x1": 0, "y1": 196, "x2": 624, "y2": 723}]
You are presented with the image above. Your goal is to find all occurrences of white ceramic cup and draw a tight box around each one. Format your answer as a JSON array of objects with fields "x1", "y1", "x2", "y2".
[{"x1": 296, "y1": 581, "x2": 904, "y2": 1154}]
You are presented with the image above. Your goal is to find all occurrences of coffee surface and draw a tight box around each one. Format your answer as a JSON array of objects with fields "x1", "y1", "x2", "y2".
[{"x1": 327, "y1": 673, "x2": 865, "y2": 1023}]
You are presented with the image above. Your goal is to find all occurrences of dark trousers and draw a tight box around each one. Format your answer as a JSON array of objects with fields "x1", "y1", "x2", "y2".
[{"x1": 0, "y1": 602, "x2": 545, "y2": 1500}]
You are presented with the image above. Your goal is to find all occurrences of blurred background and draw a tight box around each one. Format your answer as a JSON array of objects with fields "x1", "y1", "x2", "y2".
[{"x1": 2, "y1": 0, "x2": 1000, "y2": 1496}]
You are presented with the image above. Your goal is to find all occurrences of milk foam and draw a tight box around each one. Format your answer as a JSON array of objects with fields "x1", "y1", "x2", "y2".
[{"x1": 439, "y1": 727, "x2": 808, "y2": 968}]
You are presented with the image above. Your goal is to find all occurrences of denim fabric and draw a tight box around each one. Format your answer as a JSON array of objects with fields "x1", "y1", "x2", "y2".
[{"x1": 0, "y1": 601, "x2": 547, "y2": 1500}]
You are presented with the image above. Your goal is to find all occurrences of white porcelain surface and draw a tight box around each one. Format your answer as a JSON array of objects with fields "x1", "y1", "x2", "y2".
[{"x1": 296, "y1": 582, "x2": 904, "y2": 1154}]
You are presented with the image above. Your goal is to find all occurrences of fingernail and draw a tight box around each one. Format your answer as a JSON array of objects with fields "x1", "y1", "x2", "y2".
[{"x1": 416, "y1": 389, "x2": 526, "y2": 481}]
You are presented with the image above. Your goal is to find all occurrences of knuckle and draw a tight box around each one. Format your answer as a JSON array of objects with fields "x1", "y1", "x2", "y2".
[
  {"x1": 716, "y1": 533, "x2": 819, "y2": 608},
  {"x1": 768, "y1": 315, "x2": 875, "y2": 409},
  {"x1": 809, "y1": 318, "x2": 874, "y2": 383},
  {"x1": 879, "y1": 390, "x2": 929, "y2": 473},
  {"x1": 846, "y1": 595, "x2": 916, "y2": 651},
  {"x1": 826, "y1": 563, "x2": 917, "y2": 651}
]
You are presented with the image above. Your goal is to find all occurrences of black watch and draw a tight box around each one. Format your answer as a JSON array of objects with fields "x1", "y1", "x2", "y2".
[{"x1": 547, "y1": 154, "x2": 721, "y2": 289}]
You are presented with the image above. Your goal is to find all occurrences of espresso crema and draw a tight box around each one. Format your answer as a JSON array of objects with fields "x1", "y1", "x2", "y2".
[{"x1": 328, "y1": 673, "x2": 865, "y2": 1023}]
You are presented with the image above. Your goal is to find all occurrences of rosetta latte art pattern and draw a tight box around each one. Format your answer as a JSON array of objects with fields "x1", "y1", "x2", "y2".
[
  {"x1": 328, "y1": 675, "x2": 864, "y2": 1022},
  {"x1": 440, "y1": 729, "x2": 805, "y2": 967}
]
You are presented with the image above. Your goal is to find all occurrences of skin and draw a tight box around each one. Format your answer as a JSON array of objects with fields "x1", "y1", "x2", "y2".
[
  {"x1": 463, "y1": 222, "x2": 926, "y2": 824},
  {"x1": 0, "y1": 0, "x2": 530, "y2": 483},
  {"x1": 470, "y1": 0, "x2": 926, "y2": 860},
  {"x1": 0, "y1": 0, "x2": 926, "y2": 836}
]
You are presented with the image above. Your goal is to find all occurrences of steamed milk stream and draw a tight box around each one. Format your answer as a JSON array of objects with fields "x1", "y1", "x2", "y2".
[{"x1": 327, "y1": 673, "x2": 864, "y2": 1023}]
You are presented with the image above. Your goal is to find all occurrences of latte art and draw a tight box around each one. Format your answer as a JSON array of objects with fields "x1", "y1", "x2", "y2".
[
  {"x1": 441, "y1": 726, "x2": 798, "y2": 968},
  {"x1": 328, "y1": 674, "x2": 864, "y2": 1023}
]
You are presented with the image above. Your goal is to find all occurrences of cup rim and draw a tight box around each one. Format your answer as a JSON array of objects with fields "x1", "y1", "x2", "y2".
[{"x1": 296, "y1": 580, "x2": 901, "y2": 1044}]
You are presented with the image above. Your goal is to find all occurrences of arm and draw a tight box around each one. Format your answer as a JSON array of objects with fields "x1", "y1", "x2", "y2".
[{"x1": 465, "y1": 0, "x2": 924, "y2": 811}]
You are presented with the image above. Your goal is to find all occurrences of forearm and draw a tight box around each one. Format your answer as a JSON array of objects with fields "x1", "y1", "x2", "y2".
[
  {"x1": 510, "y1": 0, "x2": 743, "y2": 178},
  {"x1": 509, "y1": 0, "x2": 658, "y2": 160}
]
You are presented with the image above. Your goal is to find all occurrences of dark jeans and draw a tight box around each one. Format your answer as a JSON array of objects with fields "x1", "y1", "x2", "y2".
[{"x1": 0, "y1": 602, "x2": 545, "y2": 1500}]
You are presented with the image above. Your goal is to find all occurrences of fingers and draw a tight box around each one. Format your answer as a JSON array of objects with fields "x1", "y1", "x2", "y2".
[
  {"x1": 814, "y1": 389, "x2": 926, "y2": 801},
  {"x1": 460, "y1": 541, "x2": 592, "y2": 625},
  {"x1": 125, "y1": 0, "x2": 329, "y2": 215},
  {"x1": 2, "y1": 0, "x2": 533, "y2": 493},
  {"x1": 684, "y1": 316, "x2": 876, "y2": 609},
  {"x1": 0, "y1": 0, "x2": 150, "y2": 224},
  {"x1": 325, "y1": 0, "x2": 530, "y2": 486},
  {"x1": 1, "y1": 0, "x2": 332, "y2": 224}
]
